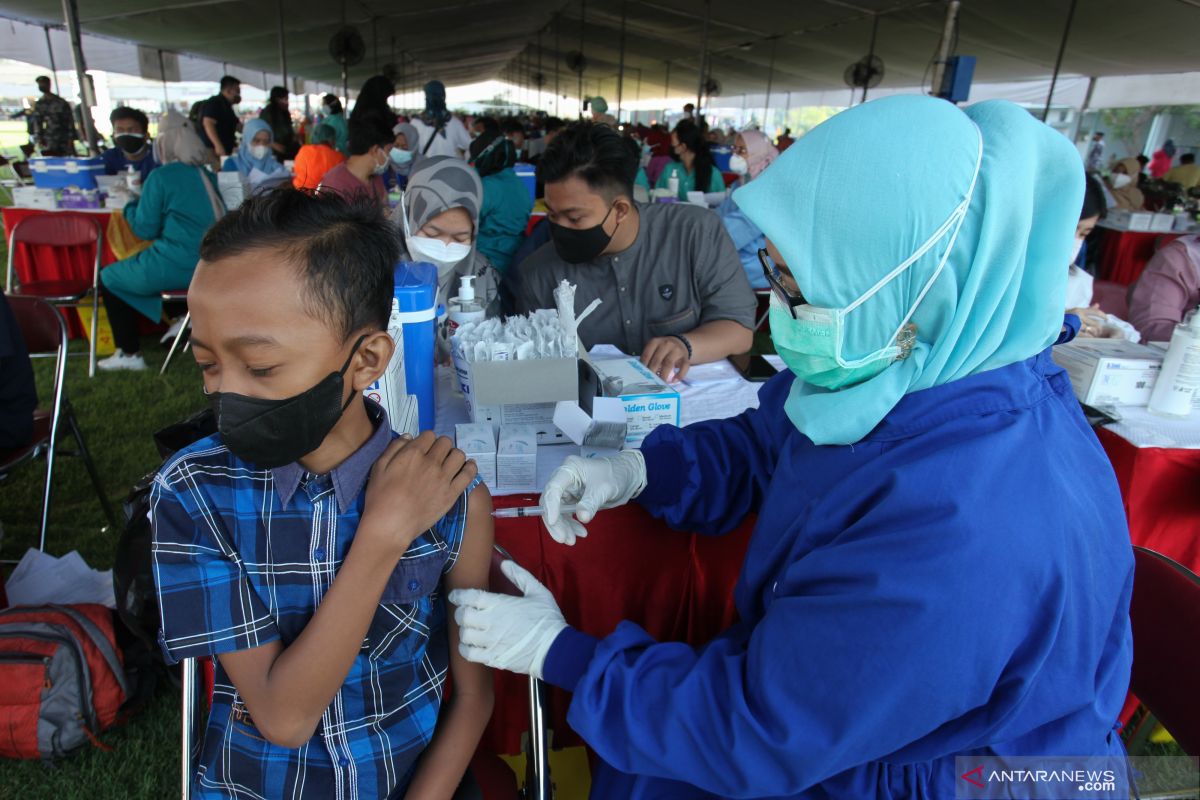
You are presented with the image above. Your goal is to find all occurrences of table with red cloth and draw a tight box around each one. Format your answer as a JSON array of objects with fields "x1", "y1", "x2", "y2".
[
  {"x1": 4, "y1": 206, "x2": 120, "y2": 338},
  {"x1": 1095, "y1": 225, "x2": 1182, "y2": 286},
  {"x1": 1094, "y1": 407, "x2": 1200, "y2": 575}
]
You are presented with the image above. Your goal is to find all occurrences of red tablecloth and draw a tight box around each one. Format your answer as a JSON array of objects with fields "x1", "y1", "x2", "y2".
[
  {"x1": 482, "y1": 494, "x2": 753, "y2": 755},
  {"x1": 1096, "y1": 228, "x2": 1182, "y2": 286},
  {"x1": 1095, "y1": 428, "x2": 1200, "y2": 575},
  {"x1": 2, "y1": 206, "x2": 118, "y2": 338}
]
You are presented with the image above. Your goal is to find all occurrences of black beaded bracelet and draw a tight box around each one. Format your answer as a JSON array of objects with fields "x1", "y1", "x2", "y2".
[{"x1": 670, "y1": 333, "x2": 693, "y2": 361}]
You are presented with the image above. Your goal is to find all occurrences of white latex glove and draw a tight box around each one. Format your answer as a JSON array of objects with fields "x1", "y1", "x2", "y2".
[
  {"x1": 448, "y1": 560, "x2": 567, "y2": 679},
  {"x1": 541, "y1": 450, "x2": 648, "y2": 545}
]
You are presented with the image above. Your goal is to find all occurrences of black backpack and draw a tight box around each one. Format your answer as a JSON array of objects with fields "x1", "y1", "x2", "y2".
[{"x1": 112, "y1": 408, "x2": 217, "y2": 703}]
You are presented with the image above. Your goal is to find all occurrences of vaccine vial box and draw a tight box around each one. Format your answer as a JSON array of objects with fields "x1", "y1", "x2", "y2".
[
  {"x1": 497, "y1": 425, "x2": 539, "y2": 493},
  {"x1": 456, "y1": 423, "x2": 497, "y2": 490}
]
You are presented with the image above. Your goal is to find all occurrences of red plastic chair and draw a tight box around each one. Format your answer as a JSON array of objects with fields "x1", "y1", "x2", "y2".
[
  {"x1": 0, "y1": 296, "x2": 116, "y2": 551},
  {"x1": 1122, "y1": 546, "x2": 1200, "y2": 756},
  {"x1": 5, "y1": 214, "x2": 104, "y2": 377}
]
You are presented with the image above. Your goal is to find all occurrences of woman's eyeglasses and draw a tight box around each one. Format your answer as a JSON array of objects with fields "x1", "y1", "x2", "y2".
[{"x1": 759, "y1": 248, "x2": 805, "y2": 315}]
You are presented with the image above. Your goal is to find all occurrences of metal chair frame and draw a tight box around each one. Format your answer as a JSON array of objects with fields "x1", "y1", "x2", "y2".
[
  {"x1": 180, "y1": 544, "x2": 553, "y2": 799},
  {"x1": 159, "y1": 287, "x2": 191, "y2": 376},
  {"x1": 5, "y1": 214, "x2": 104, "y2": 377},
  {"x1": 0, "y1": 296, "x2": 116, "y2": 550}
]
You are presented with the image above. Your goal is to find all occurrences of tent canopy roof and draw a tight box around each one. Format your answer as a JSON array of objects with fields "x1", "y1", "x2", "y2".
[{"x1": 0, "y1": 0, "x2": 1196, "y2": 101}]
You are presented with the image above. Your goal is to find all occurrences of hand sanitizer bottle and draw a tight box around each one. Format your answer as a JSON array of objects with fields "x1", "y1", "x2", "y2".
[{"x1": 447, "y1": 275, "x2": 485, "y2": 338}]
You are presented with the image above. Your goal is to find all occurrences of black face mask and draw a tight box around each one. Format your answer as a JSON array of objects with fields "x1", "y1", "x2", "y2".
[
  {"x1": 549, "y1": 204, "x2": 618, "y2": 265},
  {"x1": 115, "y1": 133, "x2": 146, "y2": 155},
  {"x1": 208, "y1": 335, "x2": 366, "y2": 469}
]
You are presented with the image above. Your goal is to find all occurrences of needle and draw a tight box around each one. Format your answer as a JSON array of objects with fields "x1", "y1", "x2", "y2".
[{"x1": 492, "y1": 504, "x2": 579, "y2": 519}]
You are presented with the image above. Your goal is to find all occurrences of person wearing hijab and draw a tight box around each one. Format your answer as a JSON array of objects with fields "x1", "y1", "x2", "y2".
[
  {"x1": 718, "y1": 128, "x2": 779, "y2": 288},
  {"x1": 447, "y1": 97, "x2": 1133, "y2": 799},
  {"x1": 410, "y1": 80, "x2": 472, "y2": 159},
  {"x1": 319, "y1": 94, "x2": 350, "y2": 156},
  {"x1": 1149, "y1": 138, "x2": 1176, "y2": 178},
  {"x1": 398, "y1": 155, "x2": 501, "y2": 352},
  {"x1": 588, "y1": 96, "x2": 617, "y2": 126},
  {"x1": 657, "y1": 118, "x2": 726, "y2": 199},
  {"x1": 350, "y1": 75, "x2": 397, "y2": 125},
  {"x1": 1065, "y1": 176, "x2": 1139, "y2": 341},
  {"x1": 1106, "y1": 157, "x2": 1145, "y2": 210},
  {"x1": 292, "y1": 122, "x2": 345, "y2": 190},
  {"x1": 387, "y1": 121, "x2": 420, "y2": 190},
  {"x1": 98, "y1": 111, "x2": 226, "y2": 371},
  {"x1": 469, "y1": 130, "x2": 533, "y2": 274},
  {"x1": 221, "y1": 118, "x2": 283, "y2": 179}
]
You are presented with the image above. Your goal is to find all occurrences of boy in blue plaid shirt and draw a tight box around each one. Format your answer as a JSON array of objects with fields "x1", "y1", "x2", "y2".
[{"x1": 151, "y1": 189, "x2": 493, "y2": 799}]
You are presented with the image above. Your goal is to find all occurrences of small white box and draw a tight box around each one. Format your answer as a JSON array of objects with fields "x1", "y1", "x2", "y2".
[
  {"x1": 553, "y1": 397, "x2": 628, "y2": 454},
  {"x1": 497, "y1": 425, "x2": 538, "y2": 493},
  {"x1": 1149, "y1": 213, "x2": 1176, "y2": 233},
  {"x1": 11, "y1": 186, "x2": 57, "y2": 209},
  {"x1": 586, "y1": 357, "x2": 681, "y2": 447},
  {"x1": 456, "y1": 423, "x2": 497, "y2": 489},
  {"x1": 1051, "y1": 339, "x2": 1163, "y2": 406},
  {"x1": 1127, "y1": 212, "x2": 1153, "y2": 232},
  {"x1": 450, "y1": 342, "x2": 577, "y2": 444}
]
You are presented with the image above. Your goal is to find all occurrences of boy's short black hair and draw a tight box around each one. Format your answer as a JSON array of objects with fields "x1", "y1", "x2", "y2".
[
  {"x1": 220, "y1": 75, "x2": 240, "y2": 91},
  {"x1": 269, "y1": 85, "x2": 288, "y2": 101},
  {"x1": 198, "y1": 188, "x2": 397, "y2": 339},
  {"x1": 502, "y1": 118, "x2": 525, "y2": 136},
  {"x1": 539, "y1": 121, "x2": 636, "y2": 202},
  {"x1": 110, "y1": 106, "x2": 149, "y2": 132},
  {"x1": 347, "y1": 109, "x2": 395, "y2": 156}
]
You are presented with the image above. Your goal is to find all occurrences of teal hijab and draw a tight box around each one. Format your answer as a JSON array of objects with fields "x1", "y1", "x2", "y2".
[{"x1": 734, "y1": 96, "x2": 1083, "y2": 445}]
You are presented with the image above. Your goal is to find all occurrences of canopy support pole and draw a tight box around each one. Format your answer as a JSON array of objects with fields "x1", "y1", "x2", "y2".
[
  {"x1": 1071, "y1": 75, "x2": 1097, "y2": 143},
  {"x1": 537, "y1": 28, "x2": 543, "y2": 111},
  {"x1": 578, "y1": 0, "x2": 586, "y2": 118},
  {"x1": 762, "y1": 36, "x2": 776, "y2": 129},
  {"x1": 276, "y1": 0, "x2": 287, "y2": 87},
  {"x1": 554, "y1": 14, "x2": 561, "y2": 116},
  {"x1": 158, "y1": 50, "x2": 170, "y2": 104},
  {"x1": 43, "y1": 26, "x2": 61, "y2": 94},
  {"x1": 616, "y1": 0, "x2": 627, "y2": 122},
  {"x1": 1041, "y1": 0, "x2": 1078, "y2": 121},
  {"x1": 61, "y1": 0, "x2": 97, "y2": 155},
  {"x1": 696, "y1": 0, "x2": 711, "y2": 122},
  {"x1": 862, "y1": 14, "x2": 879, "y2": 104},
  {"x1": 929, "y1": 0, "x2": 960, "y2": 97}
]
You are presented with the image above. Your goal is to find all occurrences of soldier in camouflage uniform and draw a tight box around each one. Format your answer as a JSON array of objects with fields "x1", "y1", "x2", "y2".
[{"x1": 32, "y1": 75, "x2": 77, "y2": 156}]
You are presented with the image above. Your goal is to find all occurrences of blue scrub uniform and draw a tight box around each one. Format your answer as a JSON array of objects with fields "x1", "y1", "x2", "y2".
[{"x1": 542, "y1": 349, "x2": 1133, "y2": 799}]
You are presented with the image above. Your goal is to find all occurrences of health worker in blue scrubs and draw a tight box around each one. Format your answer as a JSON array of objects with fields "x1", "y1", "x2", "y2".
[{"x1": 449, "y1": 96, "x2": 1134, "y2": 800}]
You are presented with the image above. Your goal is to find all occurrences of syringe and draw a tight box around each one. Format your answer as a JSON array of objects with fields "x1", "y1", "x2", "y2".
[{"x1": 492, "y1": 504, "x2": 579, "y2": 519}]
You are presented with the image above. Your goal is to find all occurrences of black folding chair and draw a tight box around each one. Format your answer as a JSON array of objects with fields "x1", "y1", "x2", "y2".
[{"x1": 0, "y1": 296, "x2": 116, "y2": 551}]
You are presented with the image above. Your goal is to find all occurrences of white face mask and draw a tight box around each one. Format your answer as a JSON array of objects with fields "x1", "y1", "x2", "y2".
[
  {"x1": 250, "y1": 144, "x2": 269, "y2": 160},
  {"x1": 729, "y1": 154, "x2": 749, "y2": 176},
  {"x1": 372, "y1": 150, "x2": 389, "y2": 175},
  {"x1": 1111, "y1": 173, "x2": 1133, "y2": 189},
  {"x1": 407, "y1": 236, "x2": 472, "y2": 277},
  {"x1": 321, "y1": 104, "x2": 333, "y2": 116}
]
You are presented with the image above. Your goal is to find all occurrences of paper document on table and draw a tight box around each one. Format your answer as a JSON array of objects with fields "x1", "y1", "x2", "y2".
[{"x1": 1103, "y1": 405, "x2": 1200, "y2": 449}]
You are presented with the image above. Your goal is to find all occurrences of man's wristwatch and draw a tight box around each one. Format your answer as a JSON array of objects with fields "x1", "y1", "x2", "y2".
[{"x1": 669, "y1": 334, "x2": 693, "y2": 361}]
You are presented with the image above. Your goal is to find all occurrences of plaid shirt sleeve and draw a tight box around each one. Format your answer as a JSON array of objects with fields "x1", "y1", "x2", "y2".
[
  {"x1": 434, "y1": 475, "x2": 482, "y2": 575},
  {"x1": 150, "y1": 463, "x2": 282, "y2": 665}
]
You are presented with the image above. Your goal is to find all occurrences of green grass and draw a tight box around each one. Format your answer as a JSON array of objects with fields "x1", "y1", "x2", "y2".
[{"x1": 1, "y1": 201, "x2": 206, "y2": 797}]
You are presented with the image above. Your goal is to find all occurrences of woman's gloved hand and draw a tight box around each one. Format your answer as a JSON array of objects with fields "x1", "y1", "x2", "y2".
[
  {"x1": 448, "y1": 560, "x2": 567, "y2": 678},
  {"x1": 541, "y1": 451, "x2": 648, "y2": 545}
]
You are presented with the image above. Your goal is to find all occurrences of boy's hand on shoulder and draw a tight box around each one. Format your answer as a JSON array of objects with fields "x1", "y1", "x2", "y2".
[{"x1": 359, "y1": 431, "x2": 477, "y2": 557}]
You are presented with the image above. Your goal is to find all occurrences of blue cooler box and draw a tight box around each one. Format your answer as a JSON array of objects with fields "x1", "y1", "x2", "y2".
[
  {"x1": 29, "y1": 157, "x2": 106, "y2": 190},
  {"x1": 514, "y1": 164, "x2": 536, "y2": 205},
  {"x1": 711, "y1": 146, "x2": 732, "y2": 173}
]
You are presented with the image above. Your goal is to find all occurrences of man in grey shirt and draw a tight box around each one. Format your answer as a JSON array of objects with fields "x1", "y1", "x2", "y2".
[{"x1": 513, "y1": 122, "x2": 755, "y2": 382}]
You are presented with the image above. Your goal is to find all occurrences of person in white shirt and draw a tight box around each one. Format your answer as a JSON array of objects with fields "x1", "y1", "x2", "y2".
[{"x1": 409, "y1": 80, "x2": 471, "y2": 160}]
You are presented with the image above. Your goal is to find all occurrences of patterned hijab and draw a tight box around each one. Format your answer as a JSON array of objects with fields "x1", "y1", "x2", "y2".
[
  {"x1": 151, "y1": 110, "x2": 225, "y2": 222},
  {"x1": 739, "y1": 128, "x2": 779, "y2": 179}
]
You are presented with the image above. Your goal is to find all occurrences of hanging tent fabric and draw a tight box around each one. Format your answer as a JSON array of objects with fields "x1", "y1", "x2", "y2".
[{"x1": 0, "y1": 0, "x2": 1197, "y2": 107}]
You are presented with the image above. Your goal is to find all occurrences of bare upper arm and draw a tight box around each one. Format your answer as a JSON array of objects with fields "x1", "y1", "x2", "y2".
[{"x1": 445, "y1": 483, "x2": 494, "y2": 697}]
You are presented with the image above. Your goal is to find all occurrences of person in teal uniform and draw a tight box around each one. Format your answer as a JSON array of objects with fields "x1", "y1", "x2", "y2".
[
  {"x1": 469, "y1": 130, "x2": 532, "y2": 274},
  {"x1": 320, "y1": 94, "x2": 350, "y2": 157},
  {"x1": 656, "y1": 118, "x2": 726, "y2": 200},
  {"x1": 98, "y1": 110, "x2": 226, "y2": 371}
]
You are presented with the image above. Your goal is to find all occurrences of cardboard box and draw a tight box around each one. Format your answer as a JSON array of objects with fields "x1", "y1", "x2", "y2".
[
  {"x1": 553, "y1": 397, "x2": 628, "y2": 456},
  {"x1": 363, "y1": 319, "x2": 418, "y2": 436},
  {"x1": 587, "y1": 357, "x2": 681, "y2": 447},
  {"x1": 456, "y1": 423, "x2": 497, "y2": 489},
  {"x1": 497, "y1": 425, "x2": 538, "y2": 493},
  {"x1": 1051, "y1": 339, "x2": 1162, "y2": 406},
  {"x1": 58, "y1": 187, "x2": 102, "y2": 209},
  {"x1": 453, "y1": 349, "x2": 577, "y2": 444},
  {"x1": 11, "y1": 186, "x2": 57, "y2": 210}
]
